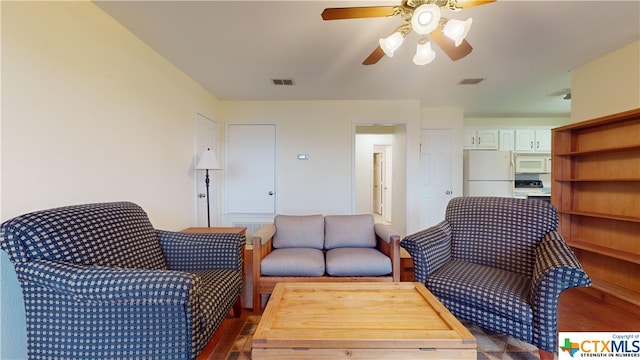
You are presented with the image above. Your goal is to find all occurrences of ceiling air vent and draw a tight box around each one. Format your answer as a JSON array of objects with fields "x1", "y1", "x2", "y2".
[
  {"x1": 458, "y1": 78, "x2": 485, "y2": 85},
  {"x1": 272, "y1": 79, "x2": 295, "y2": 86}
]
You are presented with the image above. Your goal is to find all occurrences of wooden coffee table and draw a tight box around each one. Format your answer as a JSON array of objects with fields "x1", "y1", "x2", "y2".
[{"x1": 252, "y1": 282, "x2": 476, "y2": 359}]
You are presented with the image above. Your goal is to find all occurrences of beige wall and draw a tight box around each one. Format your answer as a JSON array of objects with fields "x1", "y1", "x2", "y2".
[
  {"x1": 220, "y1": 100, "x2": 422, "y2": 234},
  {"x1": 571, "y1": 40, "x2": 640, "y2": 121},
  {"x1": 1, "y1": 1, "x2": 221, "y2": 225},
  {"x1": 0, "y1": 2, "x2": 220, "y2": 357}
]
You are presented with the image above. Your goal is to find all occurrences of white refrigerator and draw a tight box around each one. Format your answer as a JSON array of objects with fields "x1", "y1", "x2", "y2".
[{"x1": 463, "y1": 150, "x2": 514, "y2": 197}]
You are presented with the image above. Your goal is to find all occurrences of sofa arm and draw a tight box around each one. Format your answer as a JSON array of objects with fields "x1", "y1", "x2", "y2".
[
  {"x1": 374, "y1": 223, "x2": 399, "y2": 244},
  {"x1": 531, "y1": 231, "x2": 591, "y2": 352},
  {"x1": 374, "y1": 223, "x2": 401, "y2": 281},
  {"x1": 252, "y1": 224, "x2": 275, "y2": 269},
  {"x1": 158, "y1": 230, "x2": 245, "y2": 271},
  {"x1": 253, "y1": 224, "x2": 276, "y2": 245},
  {"x1": 400, "y1": 221, "x2": 452, "y2": 283},
  {"x1": 252, "y1": 225, "x2": 276, "y2": 311},
  {"x1": 15, "y1": 259, "x2": 196, "y2": 304}
]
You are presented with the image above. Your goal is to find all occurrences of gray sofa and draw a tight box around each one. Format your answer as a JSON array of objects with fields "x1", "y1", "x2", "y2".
[
  {"x1": 0, "y1": 202, "x2": 245, "y2": 360},
  {"x1": 252, "y1": 214, "x2": 401, "y2": 311}
]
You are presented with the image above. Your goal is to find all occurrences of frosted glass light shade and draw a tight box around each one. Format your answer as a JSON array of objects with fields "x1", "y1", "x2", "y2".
[
  {"x1": 443, "y1": 18, "x2": 473, "y2": 47},
  {"x1": 379, "y1": 32, "x2": 405, "y2": 57},
  {"x1": 411, "y1": 4, "x2": 441, "y2": 35},
  {"x1": 196, "y1": 148, "x2": 222, "y2": 170},
  {"x1": 413, "y1": 40, "x2": 436, "y2": 65}
]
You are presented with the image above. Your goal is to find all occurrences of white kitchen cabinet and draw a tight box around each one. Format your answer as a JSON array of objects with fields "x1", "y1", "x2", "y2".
[
  {"x1": 498, "y1": 130, "x2": 515, "y2": 151},
  {"x1": 515, "y1": 129, "x2": 551, "y2": 152},
  {"x1": 463, "y1": 128, "x2": 499, "y2": 149}
]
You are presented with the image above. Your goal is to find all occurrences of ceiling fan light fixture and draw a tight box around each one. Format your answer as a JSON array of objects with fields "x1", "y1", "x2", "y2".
[
  {"x1": 411, "y1": 4, "x2": 441, "y2": 35},
  {"x1": 379, "y1": 31, "x2": 405, "y2": 57},
  {"x1": 443, "y1": 18, "x2": 473, "y2": 47},
  {"x1": 413, "y1": 38, "x2": 436, "y2": 65}
]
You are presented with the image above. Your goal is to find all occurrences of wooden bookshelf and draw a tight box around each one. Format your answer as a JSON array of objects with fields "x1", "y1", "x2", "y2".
[{"x1": 552, "y1": 108, "x2": 640, "y2": 309}]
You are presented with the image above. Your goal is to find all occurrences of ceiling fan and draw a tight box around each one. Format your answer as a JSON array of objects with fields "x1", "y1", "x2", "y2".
[{"x1": 321, "y1": 0, "x2": 495, "y2": 65}]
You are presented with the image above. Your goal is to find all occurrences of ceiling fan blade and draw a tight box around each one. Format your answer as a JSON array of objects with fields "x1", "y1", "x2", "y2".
[
  {"x1": 362, "y1": 46, "x2": 385, "y2": 65},
  {"x1": 454, "y1": 0, "x2": 496, "y2": 9},
  {"x1": 431, "y1": 28, "x2": 473, "y2": 61},
  {"x1": 321, "y1": 6, "x2": 398, "y2": 21}
]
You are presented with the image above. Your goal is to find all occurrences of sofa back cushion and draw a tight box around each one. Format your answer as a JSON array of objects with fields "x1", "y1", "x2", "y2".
[
  {"x1": 324, "y1": 214, "x2": 376, "y2": 250},
  {"x1": 273, "y1": 214, "x2": 324, "y2": 249},
  {"x1": 446, "y1": 197, "x2": 558, "y2": 276},
  {"x1": 0, "y1": 202, "x2": 167, "y2": 269}
]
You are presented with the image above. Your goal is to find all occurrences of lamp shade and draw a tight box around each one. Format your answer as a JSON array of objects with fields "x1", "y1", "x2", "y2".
[
  {"x1": 413, "y1": 39, "x2": 436, "y2": 65},
  {"x1": 443, "y1": 18, "x2": 473, "y2": 47},
  {"x1": 379, "y1": 32, "x2": 405, "y2": 57},
  {"x1": 196, "y1": 148, "x2": 222, "y2": 170}
]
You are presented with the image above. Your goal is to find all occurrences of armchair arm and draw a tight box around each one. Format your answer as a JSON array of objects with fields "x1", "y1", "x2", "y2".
[
  {"x1": 158, "y1": 230, "x2": 245, "y2": 271},
  {"x1": 15, "y1": 259, "x2": 196, "y2": 304},
  {"x1": 374, "y1": 223, "x2": 401, "y2": 281},
  {"x1": 531, "y1": 231, "x2": 591, "y2": 352},
  {"x1": 400, "y1": 221, "x2": 452, "y2": 283}
]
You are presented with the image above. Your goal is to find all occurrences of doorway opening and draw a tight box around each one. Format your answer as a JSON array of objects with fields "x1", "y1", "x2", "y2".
[
  {"x1": 373, "y1": 145, "x2": 392, "y2": 224},
  {"x1": 355, "y1": 125, "x2": 404, "y2": 227}
]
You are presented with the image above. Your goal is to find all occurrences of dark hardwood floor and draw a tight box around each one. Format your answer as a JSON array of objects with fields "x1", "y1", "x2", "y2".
[
  {"x1": 198, "y1": 286, "x2": 640, "y2": 359},
  {"x1": 558, "y1": 287, "x2": 640, "y2": 331}
]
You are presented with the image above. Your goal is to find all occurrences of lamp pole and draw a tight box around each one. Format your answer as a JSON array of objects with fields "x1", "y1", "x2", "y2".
[
  {"x1": 204, "y1": 169, "x2": 211, "y2": 227},
  {"x1": 195, "y1": 148, "x2": 222, "y2": 228}
]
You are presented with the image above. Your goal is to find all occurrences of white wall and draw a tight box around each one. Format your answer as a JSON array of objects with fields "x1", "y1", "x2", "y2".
[
  {"x1": 0, "y1": 2, "x2": 220, "y2": 358},
  {"x1": 220, "y1": 100, "x2": 421, "y2": 234},
  {"x1": 571, "y1": 40, "x2": 640, "y2": 121}
]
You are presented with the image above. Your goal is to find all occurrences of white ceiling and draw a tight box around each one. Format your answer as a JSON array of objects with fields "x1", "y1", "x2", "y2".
[{"x1": 95, "y1": 0, "x2": 640, "y2": 117}]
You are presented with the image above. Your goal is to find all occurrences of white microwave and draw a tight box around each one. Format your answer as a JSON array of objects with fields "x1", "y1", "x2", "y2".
[{"x1": 515, "y1": 155, "x2": 551, "y2": 173}]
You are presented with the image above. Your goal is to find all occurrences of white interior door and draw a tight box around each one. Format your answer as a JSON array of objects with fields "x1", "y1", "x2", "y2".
[
  {"x1": 382, "y1": 145, "x2": 393, "y2": 223},
  {"x1": 420, "y1": 129, "x2": 453, "y2": 228},
  {"x1": 373, "y1": 152, "x2": 382, "y2": 215},
  {"x1": 226, "y1": 124, "x2": 276, "y2": 214},
  {"x1": 194, "y1": 113, "x2": 220, "y2": 227}
]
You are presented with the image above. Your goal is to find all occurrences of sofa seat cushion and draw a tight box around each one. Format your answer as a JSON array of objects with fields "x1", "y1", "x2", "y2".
[
  {"x1": 426, "y1": 259, "x2": 533, "y2": 326},
  {"x1": 273, "y1": 215, "x2": 324, "y2": 249},
  {"x1": 261, "y1": 248, "x2": 325, "y2": 276},
  {"x1": 324, "y1": 214, "x2": 376, "y2": 249},
  {"x1": 325, "y1": 248, "x2": 391, "y2": 276}
]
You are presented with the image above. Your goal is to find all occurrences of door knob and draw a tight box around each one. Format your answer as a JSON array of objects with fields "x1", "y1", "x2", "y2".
[
  {"x1": 446, "y1": 190, "x2": 452, "y2": 195},
  {"x1": 198, "y1": 193, "x2": 206, "y2": 198},
  {"x1": 268, "y1": 191, "x2": 274, "y2": 196}
]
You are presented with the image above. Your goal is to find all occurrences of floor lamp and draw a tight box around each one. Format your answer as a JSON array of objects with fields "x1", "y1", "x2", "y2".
[{"x1": 196, "y1": 148, "x2": 222, "y2": 227}]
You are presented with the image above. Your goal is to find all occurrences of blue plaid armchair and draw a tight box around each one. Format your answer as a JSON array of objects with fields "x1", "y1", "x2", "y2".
[
  {"x1": 0, "y1": 202, "x2": 245, "y2": 360},
  {"x1": 401, "y1": 197, "x2": 590, "y2": 356}
]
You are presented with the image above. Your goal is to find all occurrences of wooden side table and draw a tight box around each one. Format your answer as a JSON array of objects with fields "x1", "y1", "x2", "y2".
[
  {"x1": 181, "y1": 227, "x2": 249, "y2": 309},
  {"x1": 182, "y1": 227, "x2": 246, "y2": 235},
  {"x1": 400, "y1": 248, "x2": 415, "y2": 282}
]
